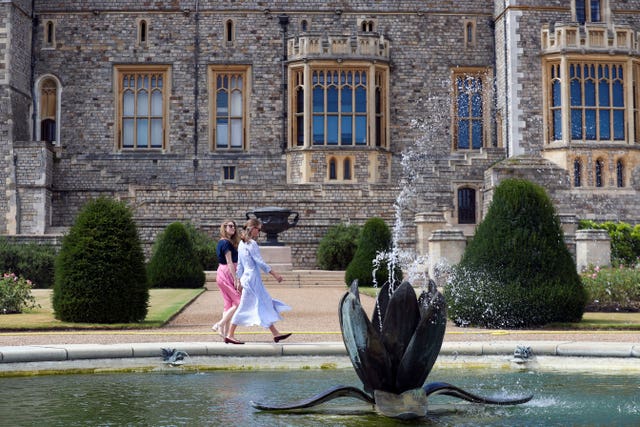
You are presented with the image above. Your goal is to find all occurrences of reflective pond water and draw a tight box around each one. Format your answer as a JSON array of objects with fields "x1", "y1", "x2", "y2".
[{"x1": 2, "y1": 365, "x2": 639, "y2": 426}]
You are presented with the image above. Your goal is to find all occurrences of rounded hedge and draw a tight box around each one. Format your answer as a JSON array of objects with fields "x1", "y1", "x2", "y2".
[
  {"x1": 147, "y1": 222, "x2": 206, "y2": 288},
  {"x1": 0, "y1": 239, "x2": 56, "y2": 288},
  {"x1": 317, "y1": 223, "x2": 361, "y2": 270},
  {"x1": 444, "y1": 178, "x2": 587, "y2": 328},
  {"x1": 52, "y1": 197, "x2": 149, "y2": 323},
  {"x1": 184, "y1": 222, "x2": 218, "y2": 271},
  {"x1": 345, "y1": 217, "x2": 402, "y2": 287}
]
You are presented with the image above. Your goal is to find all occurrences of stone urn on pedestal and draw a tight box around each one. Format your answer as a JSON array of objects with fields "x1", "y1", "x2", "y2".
[
  {"x1": 246, "y1": 207, "x2": 299, "y2": 271},
  {"x1": 246, "y1": 207, "x2": 299, "y2": 246}
]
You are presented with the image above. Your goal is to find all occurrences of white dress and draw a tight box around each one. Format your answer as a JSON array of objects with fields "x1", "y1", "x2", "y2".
[{"x1": 231, "y1": 240, "x2": 291, "y2": 328}]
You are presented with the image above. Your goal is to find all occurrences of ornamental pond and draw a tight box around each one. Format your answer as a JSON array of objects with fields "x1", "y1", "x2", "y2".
[{"x1": 1, "y1": 356, "x2": 639, "y2": 426}]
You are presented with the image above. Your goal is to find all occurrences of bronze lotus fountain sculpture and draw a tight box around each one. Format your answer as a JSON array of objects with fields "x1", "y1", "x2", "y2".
[{"x1": 252, "y1": 280, "x2": 532, "y2": 419}]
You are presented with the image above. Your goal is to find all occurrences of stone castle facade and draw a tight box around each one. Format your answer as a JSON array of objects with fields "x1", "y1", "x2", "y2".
[{"x1": 1, "y1": 1, "x2": 639, "y2": 268}]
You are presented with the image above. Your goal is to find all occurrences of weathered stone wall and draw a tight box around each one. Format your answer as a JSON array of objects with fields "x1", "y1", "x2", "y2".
[
  {"x1": 0, "y1": 1, "x2": 34, "y2": 235},
  {"x1": 13, "y1": 141, "x2": 53, "y2": 234},
  {"x1": 0, "y1": 0, "x2": 637, "y2": 270},
  {"x1": 23, "y1": 1, "x2": 499, "y2": 267}
]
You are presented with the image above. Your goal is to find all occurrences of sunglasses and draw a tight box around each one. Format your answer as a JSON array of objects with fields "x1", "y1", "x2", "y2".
[{"x1": 226, "y1": 224, "x2": 235, "y2": 228}]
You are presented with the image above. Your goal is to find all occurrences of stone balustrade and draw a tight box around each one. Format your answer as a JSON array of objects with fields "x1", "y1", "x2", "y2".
[
  {"x1": 541, "y1": 22, "x2": 639, "y2": 54},
  {"x1": 287, "y1": 33, "x2": 390, "y2": 61}
]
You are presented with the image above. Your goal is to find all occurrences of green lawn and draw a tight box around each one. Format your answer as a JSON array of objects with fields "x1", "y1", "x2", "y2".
[
  {"x1": 548, "y1": 311, "x2": 640, "y2": 330},
  {"x1": 0, "y1": 288, "x2": 204, "y2": 330}
]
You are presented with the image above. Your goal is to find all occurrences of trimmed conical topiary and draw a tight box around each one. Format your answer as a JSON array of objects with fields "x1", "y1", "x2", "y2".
[
  {"x1": 345, "y1": 217, "x2": 402, "y2": 287},
  {"x1": 444, "y1": 178, "x2": 586, "y2": 328},
  {"x1": 147, "y1": 222, "x2": 206, "y2": 288},
  {"x1": 52, "y1": 197, "x2": 149, "y2": 323}
]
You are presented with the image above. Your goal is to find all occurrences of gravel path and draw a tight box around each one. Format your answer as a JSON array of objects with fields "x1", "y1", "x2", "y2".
[{"x1": 1, "y1": 284, "x2": 639, "y2": 346}]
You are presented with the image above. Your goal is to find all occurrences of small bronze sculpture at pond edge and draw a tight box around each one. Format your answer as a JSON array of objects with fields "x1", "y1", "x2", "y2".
[{"x1": 251, "y1": 280, "x2": 533, "y2": 420}]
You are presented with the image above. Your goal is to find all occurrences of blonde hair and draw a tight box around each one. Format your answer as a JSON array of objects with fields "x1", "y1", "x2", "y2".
[
  {"x1": 241, "y1": 218, "x2": 262, "y2": 243},
  {"x1": 219, "y1": 219, "x2": 240, "y2": 247}
]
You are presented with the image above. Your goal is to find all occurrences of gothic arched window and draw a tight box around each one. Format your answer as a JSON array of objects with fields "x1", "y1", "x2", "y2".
[
  {"x1": 573, "y1": 158, "x2": 582, "y2": 187},
  {"x1": 616, "y1": 160, "x2": 624, "y2": 187},
  {"x1": 595, "y1": 159, "x2": 604, "y2": 187}
]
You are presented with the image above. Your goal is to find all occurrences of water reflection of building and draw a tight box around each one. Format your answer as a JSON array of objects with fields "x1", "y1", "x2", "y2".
[{"x1": 1, "y1": 1, "x2": 638, "y2": 268}]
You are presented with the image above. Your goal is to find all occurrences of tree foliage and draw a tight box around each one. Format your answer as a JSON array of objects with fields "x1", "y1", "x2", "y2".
[
  {"x1": 317, "y1": 223, "x2": 361, "y2": 270},
  {"x1": 578, "y1": 220, "x2": 640, "y2": 267},
  {"x1": 147, "y1": 222, "x2": 206, "y2": 288},
  {"x1": 345, "y1": 217, "x2": 402, "y2": 287},
  {"x1": 52, "y1": 197, "x2": 148, "y2": 323},
  {"x1": 445, "y1": 178, "x2": 587, "y2": 327}
]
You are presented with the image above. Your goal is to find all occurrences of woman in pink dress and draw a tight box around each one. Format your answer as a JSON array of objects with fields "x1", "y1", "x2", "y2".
[
  {"x1": 224, "y1": 218, "x2": 291, "y2": 344},
  {"x1": 211, "y1": 219, "x2": 241, "y2": 339}
]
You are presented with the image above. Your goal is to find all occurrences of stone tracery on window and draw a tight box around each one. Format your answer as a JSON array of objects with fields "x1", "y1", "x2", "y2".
[
  {"x1": 208, "y1": 65, "x2": 250, "y2": 151},
  {"x1": 288, "y1": 63, "x2": 388, "y2": 149},
  {"x1": 574, "y1": 0, "x2": 602, "y2": 24},
  {"x1": 115, "y1": 65, "x2": 170, "y2": 150},
  {"x1": 452, "y1": 69, "x2": 491, "y2": 150}
]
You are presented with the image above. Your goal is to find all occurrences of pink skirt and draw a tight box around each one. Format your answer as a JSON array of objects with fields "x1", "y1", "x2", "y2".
[{"x1": 216, "y1": 263, "x2": 241, "y2": 310}]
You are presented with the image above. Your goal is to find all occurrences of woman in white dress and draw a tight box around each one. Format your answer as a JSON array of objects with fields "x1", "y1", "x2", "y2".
[{"x1": 224, "y1": 218, "x2": 292, "y2": 344}]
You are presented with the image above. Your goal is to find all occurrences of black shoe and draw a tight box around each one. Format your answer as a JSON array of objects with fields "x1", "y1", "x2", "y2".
[{"x1": 273, "y1": 333, "x2": 292, "y2": 343}]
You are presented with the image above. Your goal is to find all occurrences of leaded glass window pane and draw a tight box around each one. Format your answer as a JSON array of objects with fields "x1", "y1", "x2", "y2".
[
  {"x1": 307, "y1": 68, "x2": 370, "y2": 146},
  {"x1": 230, "y1": 119, "x2": 242, "y2": 147},
  {"x1": 553, "y1": 110, "x2": 562, "y2": 140},
  {"x1": 571, "y1": 110, "x2": 583, "y2": 139},
  {"x1": 472, "y1": 121, "x2": 483, "y2": 149},
  {"x1": 454, "y1": 74, "x2": 484, "y2": 150},
  {"x1": 231, "y1": 91, "x2": 242, "y2": 116},
  {"x1": 313, "y1": 116, "x2": 324, "y2": 144},
  {"x1": 151, "y1": 119, "x2": 162, "y2": 147},
  {"x1": 565, "y1": 62, "x2": 627, "y2": 142},
  {"x1": 213, "y1": 69, "x2": 247, "y2": 150},
  {"x1": 118, "y1": 69, "x2": 168, "y2": 149},
  {"x1": 458, "y1": 121, "x2": 470, "y2": 149},
  {"x1": 585, "y1": 110, "x2": 596, "y2": 139},
  {"x1": 151, "y1": 91, "x2": 163, "y2": 116},
  {"x1": 123, "y1": 91, "x2": 135, "y2": 116},
  {"x1": 355, "y1": 116, "x2": 367, "y2": 145},
  {"x1": 123, "y1": 119, "x2": 134, "y2": 147},
  {"x1": 599, "y1": 110, "x2": 610, "y2": 139},
  {"x1": 136, "y1": 119, "x2": 148, "y2": 147},
  {"x1": 614, "y1": 110, "x2": 625, "y2": 140},
  {"x1": 217, "y1": 91, "x2": 228, "y2": 114},
  {"x1": 327, "y1": 87, "x2": 338, "y2": 112},
  {"x1": 216, "y1": 119, "x2": 228, "y2": 147},
  {"x1": 327, "y1": 116, "x2": 339, "y2": 145},
  {"x1": 355, "y1": 87, "x2": 366, "y2": 113},
  {"x1": 341, "y1": 116, "x2": 352, "y2": 144}
]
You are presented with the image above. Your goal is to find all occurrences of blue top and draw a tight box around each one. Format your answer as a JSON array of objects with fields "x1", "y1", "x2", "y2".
[{"x1": 216, "y1": 239, "x2": 238, "y2": 264}]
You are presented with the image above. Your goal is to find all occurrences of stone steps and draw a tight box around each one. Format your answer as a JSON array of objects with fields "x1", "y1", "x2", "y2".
[{"x1": 205, "y1": 269, "x2": 346, "y2": 288}]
